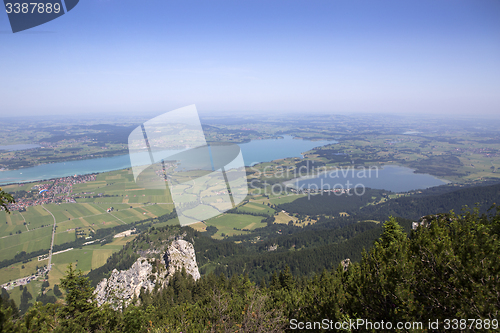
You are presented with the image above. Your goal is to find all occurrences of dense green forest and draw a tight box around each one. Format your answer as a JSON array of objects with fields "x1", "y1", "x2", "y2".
[
  {"x1": 2, "y1": 207, "x2": 499, "y2": 332},
  {"x1": 86, "y1": 217, "x2": 389, "y2": 287},
  {"x1": 359, "y1": 182, "x2": 500, "y2": 220}
]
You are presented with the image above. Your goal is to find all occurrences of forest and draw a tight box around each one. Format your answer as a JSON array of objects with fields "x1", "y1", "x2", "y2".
[{"x1": 279, "y1": 182, "x2": 500, "y2": 221}]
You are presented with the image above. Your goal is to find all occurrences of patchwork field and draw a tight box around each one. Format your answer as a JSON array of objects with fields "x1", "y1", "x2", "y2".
[
  {"x1": 0, "y1": 235, "x2": 135, "y2": 310},
  {"x1": 0, "y1": 168, "x2": 177, "y2": 295}
]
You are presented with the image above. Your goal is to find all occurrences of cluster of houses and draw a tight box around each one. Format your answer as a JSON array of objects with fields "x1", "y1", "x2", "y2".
[
  {"x1": 6, "y1": 174, "x2": 97, "y2": 211},
  {"x1": 289, "y1": 187, "x2": 351, "y2": 194},
  {"x1": 454, "y1": 146, "x2": 500, "y2": 157},
  {"x1": 0, "y1": 265, "x2": 49, "y2": 291}
]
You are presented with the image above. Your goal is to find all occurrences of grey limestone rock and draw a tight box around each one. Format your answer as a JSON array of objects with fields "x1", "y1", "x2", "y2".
[{"x1": 94, "y1": 239, "x2": 200, "y2": 309}]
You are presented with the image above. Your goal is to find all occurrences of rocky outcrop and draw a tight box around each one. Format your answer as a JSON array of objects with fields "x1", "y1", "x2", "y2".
[
  {"x1": 94, "y1": 258, "x2": 157, "y2": 308},
  {"x1": 267, "y1": 244, "x2": 278, "y2": 252},
  {"x1": 164, "y1": 239, "x2": 200, "y2": 281},
  {"x1": 94, "y1": 240, "x2": 200, "y2": 309},
  {"x1": 341, "y1": 258, "x2": 351, "y2": 271}
]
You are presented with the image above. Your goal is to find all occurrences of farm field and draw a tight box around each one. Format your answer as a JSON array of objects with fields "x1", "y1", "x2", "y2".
[
  {"x1": 267, "y1": 194, "x2": 307, "y2": 205},
  {"x1": 0, "y1": 227, "x2": 52, "y2": 262},
  {"x1": 235, "y1": 202, "x2": 275, "y2": 215},
  {"x1": 0, "y1": 235, "x2": 136, "y2": 309},
  {"x1": 0, "y1": 201, "x2": 173, "y2": 261},
  {"x1": 0, "y1": 168, "x2": 177, "y2": 294},
  {"x1": 204, "y1": 213, "x2": 266, "y2": 239}
]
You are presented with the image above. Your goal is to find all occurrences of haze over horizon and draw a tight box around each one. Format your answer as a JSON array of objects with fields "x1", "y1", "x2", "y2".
[{"x1": 1, "y1": 0, "x2": 499, "y2": 118}]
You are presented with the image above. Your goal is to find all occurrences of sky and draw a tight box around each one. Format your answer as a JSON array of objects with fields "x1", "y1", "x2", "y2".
[{"x1": 1, "y1": 0, "x2": 499, "y2": 118}]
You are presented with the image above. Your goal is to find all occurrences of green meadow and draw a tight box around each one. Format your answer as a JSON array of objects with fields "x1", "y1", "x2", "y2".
[
  {"x1": 236, "y1": 202, "x2": 275, "y2": 215},
  {"x1": 204, "y1": 213, "x2": 266, "y2": 239}
]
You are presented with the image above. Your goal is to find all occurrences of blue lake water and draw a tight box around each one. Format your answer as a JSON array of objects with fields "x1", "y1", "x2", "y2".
[
  {"x1": 0, "y1": 136, "x2": 335, "y2": 185},
  {"x1": 295, "y1": 165, "x2": 449, "y2": 193}
]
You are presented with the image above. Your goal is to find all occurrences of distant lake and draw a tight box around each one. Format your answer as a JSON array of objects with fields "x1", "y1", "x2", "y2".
[
  {"x1": 0, "y1": 136, "x2": 335, "y2": 185},
  {"x1": 242, "y1": 136, "x2": 335, "y2": 166},
  {"x1": 0, "y1": 144, "x2": 41, "y2": 151},
  {"x1": 295, "y1": 165, "x2": 449, "y2": 193}
]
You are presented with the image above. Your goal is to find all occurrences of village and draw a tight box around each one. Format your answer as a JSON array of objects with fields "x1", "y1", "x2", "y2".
[{"x1": 6, "y1": 174, "x2": 97, "y2": 211}]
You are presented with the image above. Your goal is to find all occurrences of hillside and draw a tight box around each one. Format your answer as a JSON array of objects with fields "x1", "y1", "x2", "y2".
[
  {"x1": 359, "y1": 182, "x2": 500, "y2": 220},
  {"x1": 277, "y1": 182, "x2": 500, "y2": 221},
  {"x1": 2, "y1": 178, "x2": 500, "y2": 327},
  {"x1": 2, "y1": 207, "x2": 498, "y2": 332}
]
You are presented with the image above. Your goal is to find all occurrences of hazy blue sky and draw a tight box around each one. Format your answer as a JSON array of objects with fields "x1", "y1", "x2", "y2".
[{"x1": 1, "y1": 0, "x2": 499, "y2": 117}]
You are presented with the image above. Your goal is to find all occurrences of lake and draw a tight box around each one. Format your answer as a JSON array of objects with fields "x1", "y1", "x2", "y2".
[
  {"x1": 294, "y1": 165, "x2": 449, "y2": 193},
  {"x1": 0, "y1": 136, "x2": 335, "y2": 185}
]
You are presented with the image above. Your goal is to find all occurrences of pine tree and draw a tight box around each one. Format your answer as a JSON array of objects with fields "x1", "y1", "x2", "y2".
[
  {"x1": 345, "y1": 217, "x2": 419, "y2": 322},
  {"x1": 410, "y1": 209, "x2": 500, "y2": 320},
  {"x1": 58, "y1": 263, "x2": 106, "y2": 332},
  {"x1": 269, "y1": 271, "x2": 280, "y2": 291},
  {"x1": 279, "y1": 265, "x2": 295, "y2": 291}
]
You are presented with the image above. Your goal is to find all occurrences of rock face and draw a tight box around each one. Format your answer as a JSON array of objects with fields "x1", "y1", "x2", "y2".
[
  {"x1": 164, "y1": 239, "x2": 200, "y2": 281},
  {"x1": 94, "y1": 240, "x2": 200, "y2": 309},
  {"x1": 95, "y1": 259, "x2": 156, "y2": 308},
  {"x1": 341, "y1": 258, "x2": 351, "y2": 271}
]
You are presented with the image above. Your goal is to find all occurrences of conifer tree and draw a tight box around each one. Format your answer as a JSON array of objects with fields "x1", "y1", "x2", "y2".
[
  {"x1": 58, "y1": 264, "x2": 106, "y2": 332},
  {"x1": 345, "y1": 217, "x2": 419, "y2": 322}
]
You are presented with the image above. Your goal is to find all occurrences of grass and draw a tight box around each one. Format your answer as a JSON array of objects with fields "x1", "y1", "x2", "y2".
[
  {"x1": 0, "y1": 211, "x2": 26, "y2": 236},
  {"x1": 236, "y1": 202, "x2": 275, "y2": 215},
  {"x1": 188, "y1": 222, "x2": 207, "y2": 232},
  {"x1": 91, "y1": 249, "x2": 117, "y2": 269},
  {"x1": 267, "y1": 194, "x2": 306, "y2": 205},
  {"x1": 182, "y1": 205, "x2": 222, "y2": 221},
  {"x1": 273, "y1": 211, "x2": 298, "y2": 225},
  {"x1": 7, "y1": 278, "x2": 44, "y2": 310},
  {"x1": 361, "y1": 220, "x2": 380, "y2": 224},
  {"x1": 52, "y1": 249, "x2": 93, "y2": 272},
  {"x1": 0, "y1": 256, "x2": 42, "y2": 285},
  {"x1": 54, "y1": 231, "x2": 76, "y2": 246},
  {"x1": 205, "y1": 213, "x2": 266, "y2": 239},
  {"x1": 141, "y1": 204, "x2": 173, "y2": 216},
  {"x1": 0, "y1": 228, "x2": 52, "y2": 261}
]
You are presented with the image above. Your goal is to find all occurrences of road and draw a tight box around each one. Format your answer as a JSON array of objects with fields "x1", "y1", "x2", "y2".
[{"x1": 41, "y1": 205, "x2": 57, "y2": 271}]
